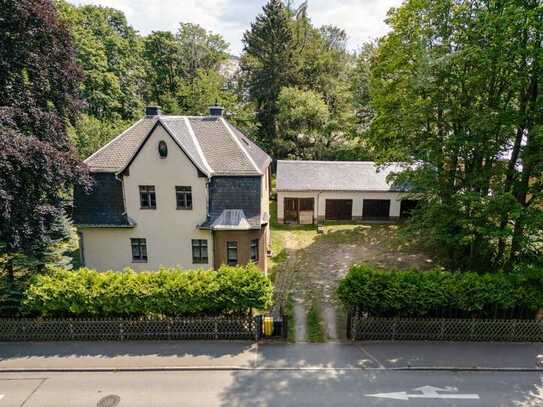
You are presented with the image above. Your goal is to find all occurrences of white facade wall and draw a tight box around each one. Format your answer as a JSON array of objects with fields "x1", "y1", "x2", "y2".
[
  {"x1": 81, "y1": 125, "x2": 213, "y2": 271},
  {"x1": 276, "y1": 190, "x2": 406, "y2": 223}
]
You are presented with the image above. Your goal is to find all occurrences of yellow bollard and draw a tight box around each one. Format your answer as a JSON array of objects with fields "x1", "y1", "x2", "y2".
[{"x1": 262, "y1": 316, "x2": 274, "y2": 336}]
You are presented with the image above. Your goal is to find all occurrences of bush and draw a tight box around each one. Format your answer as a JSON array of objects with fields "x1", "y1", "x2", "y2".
[
  {"x1": 337, "y1": 264, "x2": 543, "y2": 318},
  {"x1": 23, "y1": 264, "x2": 273, "y2": 317}
]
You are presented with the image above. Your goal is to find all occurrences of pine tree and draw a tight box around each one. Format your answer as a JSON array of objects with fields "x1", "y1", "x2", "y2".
[{"x1": 241, "y1": 0, "x2": 299, "y2": 150}]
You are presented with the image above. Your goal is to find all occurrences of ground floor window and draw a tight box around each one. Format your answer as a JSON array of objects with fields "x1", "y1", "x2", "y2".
[
  {"x1": 250, "y1": 239, "x2": 259, "y2": 262},
  {"x1": 130, "y1": 238, "x2": 148, "y2": 262},
  {"x1": 227, "y1": 241, "x2": 238, "y2": 265},
  {"x1": 191, "y1": 239, "x2": 208, "y2": 264}
]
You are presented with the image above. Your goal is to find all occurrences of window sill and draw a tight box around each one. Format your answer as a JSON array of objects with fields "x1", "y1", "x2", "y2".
[
  {"x1": 140, "y1": 207, "x2": 157, "y2": 210},
  {"x1": 193, "y1": 261, "x2": 208, "y2": 265},
  {"x1": 176, "y1": 207, "x2": 193, "y2": 210},
  {"x1": 131, "y1": 260, "x2": 148, "y2": 263}
]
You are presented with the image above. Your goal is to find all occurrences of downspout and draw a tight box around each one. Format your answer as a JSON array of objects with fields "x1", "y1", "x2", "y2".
[{"x1": 316, "y1": 191, "x2": 322, "y2": 225}]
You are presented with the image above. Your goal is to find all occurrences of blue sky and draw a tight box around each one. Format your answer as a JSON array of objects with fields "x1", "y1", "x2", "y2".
[{"x1": 68, "y1": 0, "x2": 403, "y2": 55}]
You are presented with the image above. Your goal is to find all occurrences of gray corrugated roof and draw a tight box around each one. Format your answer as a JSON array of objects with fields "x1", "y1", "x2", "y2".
[
  {"x1": 84, "y1": 115, "x2": 270, "y2": 176},
  {"x1": 276, "y1": 160, "x2": 407, "y2": 192}
]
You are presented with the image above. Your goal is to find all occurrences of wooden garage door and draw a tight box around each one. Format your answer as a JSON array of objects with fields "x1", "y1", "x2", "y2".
[
  {"x1": 362, "y1": 199, "x2": 391, "y2": 219},
  {"x1": 325, "y1": 199, "x2": 353, "y2": 221}
]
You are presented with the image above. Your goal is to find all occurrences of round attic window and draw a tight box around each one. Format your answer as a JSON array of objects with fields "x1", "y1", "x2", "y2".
[{"x1": 158, "y1": 140, "x2": 168, "y2": 158}]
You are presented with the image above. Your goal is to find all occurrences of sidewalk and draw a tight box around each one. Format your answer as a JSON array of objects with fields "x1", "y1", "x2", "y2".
[{"x1": 0, "y1": 341, "x2": 542, "y2": 371}]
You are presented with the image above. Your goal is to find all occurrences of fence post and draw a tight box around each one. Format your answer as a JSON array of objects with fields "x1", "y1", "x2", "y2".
[{"x1": 255, "y1": 315, "x2": 262, "y2": 340}]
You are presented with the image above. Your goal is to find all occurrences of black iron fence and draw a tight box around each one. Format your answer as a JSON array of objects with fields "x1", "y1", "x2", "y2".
[
  {"x1": 348, "y1": 313, "x2": 543, "y2": 342},
  {"x1": 0, "y1": 315, "x2": 288, "y2": 342}
]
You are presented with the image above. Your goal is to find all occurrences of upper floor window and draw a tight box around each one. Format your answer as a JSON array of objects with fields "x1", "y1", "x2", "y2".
[
  {"x1": 131, "y1": 238, "x2": 148, "y2": 262},
  {"x1": 139, "y1": 185, "x2": 156, "y2": 209},
  {"x1": 176, "y1": 186, "x2": 192, "y2": 209},
  {"x1": 227, "y1": 241, "x2": 238, "y2": 266},
  {"x1": 250, "y1": 239, "x2": 259, "y2": 262},
  {"x1": 192, "y1": 239, "x2": 208, "y2": 264}
]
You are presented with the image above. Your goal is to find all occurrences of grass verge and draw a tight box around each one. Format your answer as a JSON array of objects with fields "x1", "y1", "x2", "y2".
[
  {"x1": 307, "y1": 301, "x2": 325, "y2": 343},
  {"x1": 286, "y1": 294, "x2": 296, "y2": 342}
]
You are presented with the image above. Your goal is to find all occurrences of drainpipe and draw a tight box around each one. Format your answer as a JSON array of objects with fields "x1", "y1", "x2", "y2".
[{"x1": 316, "y1": 191, "x2": 322, "y2": 225}]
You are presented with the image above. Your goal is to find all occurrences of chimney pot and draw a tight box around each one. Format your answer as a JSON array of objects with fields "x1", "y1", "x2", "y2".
[{"x1": 146, "y1": 106, "x2": 161, "y2": 116}]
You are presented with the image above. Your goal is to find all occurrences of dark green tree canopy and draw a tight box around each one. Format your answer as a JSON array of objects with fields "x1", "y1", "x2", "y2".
[{"x1": 0, "y1": 0, "x2": 89, "y2": 275}]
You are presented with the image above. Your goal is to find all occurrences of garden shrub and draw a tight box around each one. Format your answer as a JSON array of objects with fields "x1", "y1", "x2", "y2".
[
  {"x1": 23, "y1": 264, "x2": 273, "y2": 317},
  {"x1": 337, "y1": 264, "x2": 543, "y2": 318}
]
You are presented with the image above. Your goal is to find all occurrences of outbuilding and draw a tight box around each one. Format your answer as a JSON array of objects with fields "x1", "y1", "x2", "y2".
[{"x1": 276, "y1": 160, "x2": 417, "y2": 224}]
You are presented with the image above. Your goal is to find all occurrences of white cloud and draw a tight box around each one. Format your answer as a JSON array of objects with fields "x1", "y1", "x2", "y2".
[{"x1": 68, "y1": 0, "x2": 404, "y2": 55}]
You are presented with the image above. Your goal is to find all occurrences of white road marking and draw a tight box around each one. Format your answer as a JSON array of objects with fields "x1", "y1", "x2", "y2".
[{"x1": 366, "y1": 385, "x2": 480, "y2": 401}]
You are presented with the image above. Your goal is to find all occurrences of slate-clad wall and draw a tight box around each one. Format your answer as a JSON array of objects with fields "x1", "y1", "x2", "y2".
[
  {"x1": 73, "y1": 172, "x2": 128, "y2": 226},
  {"x1": 208, "y1": 177, "x2": 261, "y2": 225}
]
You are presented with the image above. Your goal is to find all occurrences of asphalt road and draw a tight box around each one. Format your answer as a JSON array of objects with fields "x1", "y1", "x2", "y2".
[{"x1": 0, "y1": 370, "x2": 542, "y2": 407}]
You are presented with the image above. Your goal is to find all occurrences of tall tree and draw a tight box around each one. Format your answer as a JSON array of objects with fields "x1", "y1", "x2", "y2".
[
  {"x1": 0, "y1": 0, "x2": 89, "y2": 282},
  {"x1": 368, "y1": 0, "x2": 542, "y2": 270},
  {"x1": 242, "y1": 0, "x2": 300, "y2": 149},
  {"x1": 56, "y1": 0, "x2": 145, "y2": 121}
]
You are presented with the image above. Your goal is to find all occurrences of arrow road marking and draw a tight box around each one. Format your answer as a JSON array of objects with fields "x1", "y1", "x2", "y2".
[{"x1": 366, "y1": 385, "x2": 480, "y2": 401}]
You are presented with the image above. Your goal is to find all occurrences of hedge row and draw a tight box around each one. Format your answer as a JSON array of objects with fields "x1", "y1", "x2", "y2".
[
  {"x1": 23, "y1": 265, "x2": 273, "y2": 317},
  {"x1": 337, "y1": 265, "x2": 543, "y2": 318}
]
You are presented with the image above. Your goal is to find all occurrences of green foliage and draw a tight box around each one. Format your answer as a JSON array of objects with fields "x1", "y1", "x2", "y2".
[
  {"x1": 241, "y1": 1, "x2": 361, "y2": 158},
  {"x1": 0, "y1": 0, "x2": 90, "y2": 277},
  {"x1": 367, "y1": 0, "x2": 543, "y2": 270},
  {"x1": 56, "y1": 0, "x2": 145, "y2": 121},
  {"x1": 143, "y1": 23, "x2": 229, "y2": 114},
  {"x1": 307, "y1": 302, "x2": 325, "y2": 342},
  {"x1": 23, "y1": 264, "x2": 273, "y2": 317},
  {"x1": 337, "y1": 264, "x2": 543, "y2": 318}
]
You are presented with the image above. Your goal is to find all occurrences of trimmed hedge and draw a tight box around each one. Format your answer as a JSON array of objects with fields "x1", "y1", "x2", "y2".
[
  {"x1": 23, "y1": 264, "x2": 273, "y2": 317},
  {"x1": 337, "y1": 264, "x2": 543, "y2": 318}
]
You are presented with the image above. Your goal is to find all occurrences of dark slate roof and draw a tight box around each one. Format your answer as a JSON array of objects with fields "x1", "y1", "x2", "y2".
[
  {"x1": 85, "y1": 115, "x2": 271, "y2": 176},
  {"x1": 73, "y1": 173, "x2": 134, "y2": 227},
  {"x1": 200, "y1": 176, "x2": 263, "y2": 230},
  {"x1": 276, "y1": 160, "x2": 408, "y2": 192}
]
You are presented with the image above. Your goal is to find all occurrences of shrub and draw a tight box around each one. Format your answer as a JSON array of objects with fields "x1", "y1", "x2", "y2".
[
  {"x1": 23, "y1": 264, "x2": 273, "y2": 317},
  {"x1": 337, "y1": 264, "x2": 543, "y2": 318}
]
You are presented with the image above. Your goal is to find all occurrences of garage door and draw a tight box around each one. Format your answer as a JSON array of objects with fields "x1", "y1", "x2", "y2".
[
  {"x1": 400, "y1": 199, "x2": 419, "y2": 218},
  {"x1": 362, "y1": 199, "x2": 391, "y2": 219},
  {"x1": 325, "y1": 199, "x2": 353, "y2": 221}
]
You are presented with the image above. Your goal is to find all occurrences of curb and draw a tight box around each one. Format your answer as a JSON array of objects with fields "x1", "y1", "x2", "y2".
[{"x1": 0, "y1": 366, "x2": 541, "y2": 373}]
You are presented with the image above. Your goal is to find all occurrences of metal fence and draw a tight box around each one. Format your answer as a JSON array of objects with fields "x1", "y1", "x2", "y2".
[
  {"x1": 0, "y1": 315, "x2": 288, "y2": 342},
  {"x1": 0, "y1": 316, "x2": 258, "y2": 341},
  {"x1": 349, "y1": 315, "x2": 543, "y2": 342}
]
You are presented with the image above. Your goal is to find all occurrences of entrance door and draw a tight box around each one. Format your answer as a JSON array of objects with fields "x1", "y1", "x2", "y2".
[
  {"x1": 284, "y1": 198, "x2": 299, "y2": 223},
  {"x1": 325, "y1": 199, "x2": 353, "y2": 221},
  {"x1": 362, "y1": 199, "x2": 391, "y2": 220}
]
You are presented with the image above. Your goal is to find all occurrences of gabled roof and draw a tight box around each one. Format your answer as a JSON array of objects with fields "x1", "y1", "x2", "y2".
[
  {"x1": 276, "y1": 160, "x2": 408, "y2": 192},
  {"x1": 84, "y1": 115, "x2": 271, "y2": 176}
]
